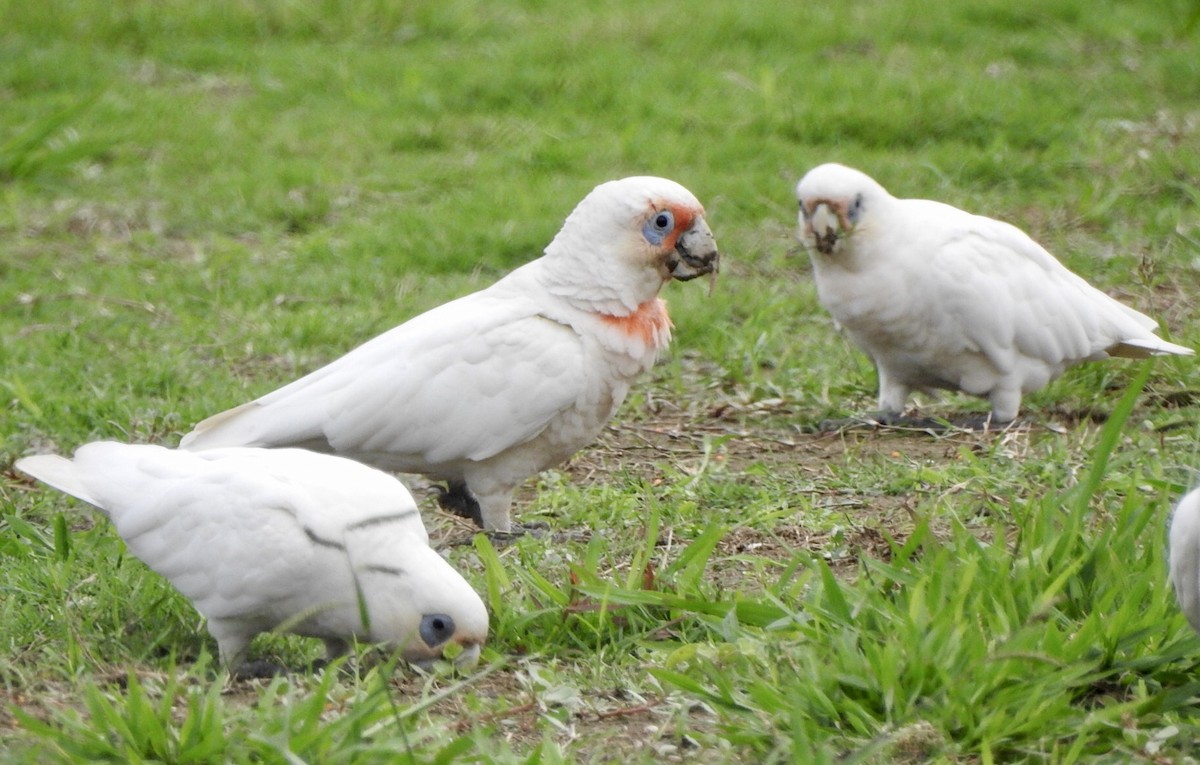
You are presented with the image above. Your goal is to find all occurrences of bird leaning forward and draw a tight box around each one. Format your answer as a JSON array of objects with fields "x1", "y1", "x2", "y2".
[
  {"x1": 794, "y1": 162, "x2": 1192, "y2": 428},
  {"x1": 181, "y1": 176, "x2": 720, "y2": 532},
  {"x1": 16, "y1": 442, "x2": 489, "y2": 676}
]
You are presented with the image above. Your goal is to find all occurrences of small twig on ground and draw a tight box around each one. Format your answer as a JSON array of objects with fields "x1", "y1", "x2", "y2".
[
  {"x1": 591, "y1": 697, "x2": 663, "y2": 721},
  {"x1": 454, "y1": 700, "x2": 539, "y2": 733}
]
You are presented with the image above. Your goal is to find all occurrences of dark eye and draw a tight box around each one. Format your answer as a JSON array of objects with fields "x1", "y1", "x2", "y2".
[
  {"x1": 641, "y1": 209, "x2": 676, "y2": 245},
  {"x1": 418, "y1": 613, "x2": 456, "y2": 647},
  {"x1": 848, "y1": 193, "x2": 865, "y2": 223}
]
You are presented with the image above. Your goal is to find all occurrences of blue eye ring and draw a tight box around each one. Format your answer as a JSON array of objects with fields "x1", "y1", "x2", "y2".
[
  {"x1": 847, "y1": 193, "x2": 865, "y2": 224},
  {"x1": 419, "y1": 613, "x2": 456, "y2": 648},
  {"x1": 642, "y1": 209, "x2": 675, "y2": 245}
]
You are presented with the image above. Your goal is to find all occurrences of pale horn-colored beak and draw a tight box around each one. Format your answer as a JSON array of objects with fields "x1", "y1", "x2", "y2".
[
  {"x1": 808, "y1": 202, "x2": 843, "y2": 256},
  {"x1": 668, "y1": 217, "x2": 720, "y2": 281}
]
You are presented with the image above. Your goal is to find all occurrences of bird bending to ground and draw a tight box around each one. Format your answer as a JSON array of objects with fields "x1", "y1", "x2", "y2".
[
  {"x1": 795, "y1": 162, "x2": 1192, "y2": 427},
  {"x1": 1170, "y1": 487, "x2": 1200, "y2": 635},
  {"x1": 181, "y1": 176, "x2": 720, "y2": 532},
  {"x1": 16, "y1": 442, "x2": 489, "y2": 675}
]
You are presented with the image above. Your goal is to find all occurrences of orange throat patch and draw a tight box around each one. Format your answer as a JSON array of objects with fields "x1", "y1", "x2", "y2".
[{"x1": 598, "y1": 299, "x2": 673, "y2": 350}]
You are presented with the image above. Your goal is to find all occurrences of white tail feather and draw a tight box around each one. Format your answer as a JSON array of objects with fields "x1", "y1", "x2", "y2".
[
  {"x1": 178, "y1": 401, "x2": 263, "y2": 450},
  {"x1": 1110, "y1": 337, "x2": 1195, "y2": 359},
  {"x1": 15, "y1": 455, "x2": 100, "y2": 507}
]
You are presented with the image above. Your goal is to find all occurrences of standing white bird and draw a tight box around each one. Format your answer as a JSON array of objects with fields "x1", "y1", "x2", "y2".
[
  {"x1": 1170, "y1": 488, "x2": 1200, "y2": 635},
  {"x1": 16, "y1": 442, "x2": 489, "y2": 675},
  {"x1": 795, "y1": 162, "x2": 1192, "y2": 426},
  {"x1": 180, "y1": 176, "x2": 720, "y2": 532}
]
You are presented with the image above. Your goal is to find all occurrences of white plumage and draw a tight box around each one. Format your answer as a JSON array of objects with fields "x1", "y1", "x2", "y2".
[
  {"x1": 16, "y1": 442, "x2": 489, "y2": 673},
  {"x1": 180, "y1": 176, "x2": 719, "y2": 531},
  {"x1": 1170, "y1": 488, "x2": 1200, "y2": 635},
  {"x1": 795, "y1": 162, "x2": 1192, "y2": 424}
]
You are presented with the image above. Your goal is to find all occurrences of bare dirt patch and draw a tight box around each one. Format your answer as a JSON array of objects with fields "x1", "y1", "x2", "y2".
[
  {"x1": 424, "y1": 405, "x2": 1025, "y2": 578},
  {"x1": 385, "y1": 665, "x2": 719, "y2": 761}
]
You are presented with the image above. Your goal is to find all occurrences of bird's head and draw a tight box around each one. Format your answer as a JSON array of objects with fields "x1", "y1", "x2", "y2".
[
  {"x1": 795, "y1": 163, "x2": 889, "y2": 257},
  {"x1": 543, "y1": 176, "x2": 720, "y2": 313},
  {"x1": 363, "y1": 541, "x2": 489, "y2": 670}
]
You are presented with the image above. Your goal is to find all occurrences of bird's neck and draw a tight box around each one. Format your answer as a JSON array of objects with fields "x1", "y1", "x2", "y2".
[
  {"x1": 525, "y1": 246, "x2": 673, "y2": 357},
  {"x1": 537, "y1": 246, "x2": 665, "y2": 315}
]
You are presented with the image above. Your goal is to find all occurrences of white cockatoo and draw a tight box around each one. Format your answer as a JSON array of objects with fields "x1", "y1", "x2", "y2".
[
  {"x1": 180, "y1": 176, "x2": 720, "y2": 532},
  {"x1": 795, "y1": 162, "x2": 1192, "y2": 425},
  {"x1": 1170, "y1": 487, "x2": 1200, "y2": 635},
  {"x1": 16, "y1": 442, "x2": 489, "y2": 674}
]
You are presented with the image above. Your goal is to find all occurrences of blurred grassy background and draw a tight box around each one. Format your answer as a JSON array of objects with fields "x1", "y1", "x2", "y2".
[{"x1": 3, "y1": 1, "x2": 1200, "y2": 761}]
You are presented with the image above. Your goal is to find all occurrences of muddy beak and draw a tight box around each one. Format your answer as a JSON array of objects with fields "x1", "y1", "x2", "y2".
[
  {"x1": 668, "y1": 217, "x2": 720, "y2": 282},
  {"x1": 808, "y1": 202, "x2": 842, "y2": 256},
  {"x1": 453, "y1": 642, "x2": 482, "y2": 669},
  {"x1": 407, "y1": 640, "x2": 482, "y2": 671}
]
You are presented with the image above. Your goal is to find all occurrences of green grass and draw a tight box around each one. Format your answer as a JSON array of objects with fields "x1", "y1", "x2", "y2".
[{"x1": 3, "y1": 0, "x2": 1200, "y2": 761}]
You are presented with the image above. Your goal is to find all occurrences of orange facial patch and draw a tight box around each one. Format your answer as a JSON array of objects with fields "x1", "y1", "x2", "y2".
[
  {"x1": 599, "y1": 298, "x2": 673, "y2": 348},
  {"x1": 804, "y1": 197, "x2": 851, "y2": 232},
  {"x1": 650, "y1": 202, "x2": 700, "y2": 251}
]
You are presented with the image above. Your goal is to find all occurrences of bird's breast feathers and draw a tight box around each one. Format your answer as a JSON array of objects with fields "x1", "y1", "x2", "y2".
[{"x1": 592, "y1": 298, "x2": 673, "y2": 360}]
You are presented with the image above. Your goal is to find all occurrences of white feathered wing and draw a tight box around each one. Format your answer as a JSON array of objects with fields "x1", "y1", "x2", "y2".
[{"x1": 183, "y1": 273, "x2": 588, "y2": 466}]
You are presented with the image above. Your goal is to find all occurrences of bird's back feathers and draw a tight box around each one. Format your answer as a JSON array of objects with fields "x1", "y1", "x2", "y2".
[{"x1": 180, "y1": 282, "x2": 593, "y2": 467}]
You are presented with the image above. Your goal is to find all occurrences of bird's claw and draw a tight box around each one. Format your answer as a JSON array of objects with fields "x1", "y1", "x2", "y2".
[
  {"x1": 233, "y1": 659, "x2": 287, "y2": 680},
  {"x1": 436, "y1": 484, "x2": 484, "y2": 526},
  {"x1": 818, "y1": 412, "x2": 1020, "y2": 434},
  {"x1": 483, "y1": 521, "x2": 549, "y2": 546}
]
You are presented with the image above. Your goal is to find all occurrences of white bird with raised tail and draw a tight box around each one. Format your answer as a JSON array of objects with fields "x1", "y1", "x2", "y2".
[
  {"x1": 795, "y1": 162, "x2": 1191, "y2": 427},
  {"x1": 17, "y1": 442, "x2": 489, "y2": 675}
]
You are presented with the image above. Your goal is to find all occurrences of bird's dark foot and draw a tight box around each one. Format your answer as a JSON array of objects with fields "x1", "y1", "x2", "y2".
[
  {"x1": 876, "y1": 414, "x2": 958, "y2": 432},
  {"x1": 310, "y1": 656, "x2": 357, "y2": 676},
  {"x1": 817, "y1": 412, "x2": 937, "y2": 431},
  {"x1": 437, "y1": 482, "x2": 483, "y2": 526},
  {"x1": 233, "y1": 659, "x2": 287, "y2": 680},
  {"x1": 483, "y1": 529, "x2": 522, "y2": 547},
  {"x1": 482, "y1": 521, "x2": 549, "y2": 546},
  {"x1": 944, "y1": 414, "x2": 1023, "y2": 432},
  {"x1": 819, "y1": 412, "x2": 1023, "y2": 433}
]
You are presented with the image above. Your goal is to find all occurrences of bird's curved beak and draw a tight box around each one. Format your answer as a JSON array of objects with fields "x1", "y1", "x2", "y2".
[
  {"x1": 406, "y1": 640, "x2": 482, "y2": 671},
  {"x1": 668, "y1": 217, "x2": 720, "y2": 282},
  {"x1": 808, "y1": 202, "x2": 843, "y2": 256},
  {"x1": 453, "y1": 642, "x2": 482, "y2": 668}
]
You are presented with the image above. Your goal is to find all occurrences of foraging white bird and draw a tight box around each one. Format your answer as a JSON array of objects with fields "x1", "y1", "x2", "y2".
[
  {"x1": 795, "y1": 162, "x2": 1192, "y2": 425},
  {"x1": 180, "y1": 176, "x2": 720, "y2": 532},
  {"x1": 16, "y1": 442, "x2": 489, "y2": 674},
  {"x1": 1170, "y1": 488, "x2": 1200, "y2": 634}
]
